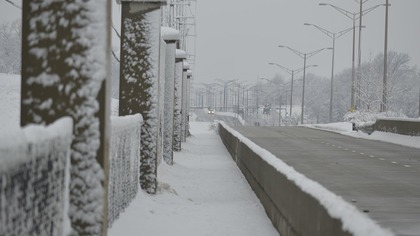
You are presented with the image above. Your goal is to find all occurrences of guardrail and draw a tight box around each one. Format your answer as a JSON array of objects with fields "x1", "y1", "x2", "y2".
[
  {"x1": 374, "y1": 118, "x2": 420, "y2": 136},
  {"x1": 108, "y1": 114, "x2": 143, "y2": 227},
  {"x1": 0, "y1": 118, "x2": 73, "y2": 236},
  {"x1": 218, "y1": 122, "x2": 394, "y2": 236}
]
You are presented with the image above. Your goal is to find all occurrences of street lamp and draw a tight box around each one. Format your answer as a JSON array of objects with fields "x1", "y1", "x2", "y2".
[
  {"x1": 278, "y1": 45, "x2": 331, "y2": 124},
  {"x1": 304, "y1": 23, "x2": 353, "y2": 123},
  {"x1": 268, "y1": 63, "x2": 317, "y2": 118},
  {"x1": 216, "y1": 79, "x2": 236, "y2": 112},
  {"x1": 382, "y1": 0, "x2": 390, "y2": 112},
  {"x1": 319, "y1": 2, "x2": 388, "y2": 109}
]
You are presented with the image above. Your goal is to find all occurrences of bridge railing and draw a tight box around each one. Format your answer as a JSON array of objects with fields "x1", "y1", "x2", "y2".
[
  {"x1": 108, "y1": 114, "x2": 143, "y2": 227},
  {"x1": 0, "y1": 118, "x2": 73, "y2": 236},
  {"x1": 374, "y1": 118, "x2": 420, "y2": 136}
]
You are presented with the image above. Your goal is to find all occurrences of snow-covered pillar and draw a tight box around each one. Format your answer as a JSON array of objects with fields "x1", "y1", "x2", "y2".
[
  {"x1": 181, "y1": 61, "x2": 190, "y2": 142},
  {"x1": 161, "y1": 27, "x2": 180, "y2": 165},
  {"x1": 173, "y1": 49, "x2": 187, "y2": 151},
  {"x1": 21, "y1": 0, "x2": 112, "y2": 235},
  {"x1": 186, "y1": 70, "x2": 193, "y2": 137},
  {"x1": 118, "y1": 0, "x2": 167, "y2": 194}
]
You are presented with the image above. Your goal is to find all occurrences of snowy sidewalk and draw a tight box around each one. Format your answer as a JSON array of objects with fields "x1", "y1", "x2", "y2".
[{"x1": 109, "y1": 122, "x2": 278, "y2": 236}]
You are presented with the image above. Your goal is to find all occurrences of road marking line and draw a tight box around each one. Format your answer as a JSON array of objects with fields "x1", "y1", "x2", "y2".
[
  {"x1": 352, "y1": 150, "x2": 356, "y2": 153},
  {"x1": 360, "y1": 153, "x2": 365, "y2": 155},
  {"x1": 404, "y1": 165, "x2": 411, "y2": 168},
  {"x1": 369, "y1": 155, "x2": 375, "y2": 158},
  {"x1": 392, "y1": 161, "x2": 397, "y2": 164},
  {"x1": 379, "y1": 158, "x2": 385, "y2": 161},
  {"x1": 338, "y1": 146, "x2": 342, "y2": 149},
  {"x1": 344, "y1": 148, "x2": 349, "y2": 151}
]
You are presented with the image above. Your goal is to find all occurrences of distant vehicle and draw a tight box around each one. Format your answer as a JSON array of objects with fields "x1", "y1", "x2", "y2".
[
  {"x1": 208, "y1": 107, "x2": 215, "y2": 115},
  {"x1": 263, "y1": 104, "x2": 271, "y2": 115}
]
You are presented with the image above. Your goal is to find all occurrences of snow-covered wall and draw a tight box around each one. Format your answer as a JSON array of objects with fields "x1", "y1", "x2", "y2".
[
  {"x1": 0, "y1": 118, "x2": 73, "y2": 236},
  {"x1": 108, "y1": 114, "x2": 142, "y2": 227},
  {"x1": 218, "y1": 122, "x2": 395, "y2": 236}
]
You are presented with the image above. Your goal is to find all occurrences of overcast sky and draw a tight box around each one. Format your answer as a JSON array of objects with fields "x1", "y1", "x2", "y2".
[
  {"x1": 1, "y1": 0, "x2": 419, "y2": 85},
  {"x1": 194, "y1": 0, "x2": 420, "y2": 84}
]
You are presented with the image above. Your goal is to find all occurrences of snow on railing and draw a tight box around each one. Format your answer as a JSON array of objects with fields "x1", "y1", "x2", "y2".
[
  {"x1": 108, "y1": 114, "x2": 143, "y2": 227},
  {"x1": 0, "y1": 117, "x2": 73, "y2": 236}
]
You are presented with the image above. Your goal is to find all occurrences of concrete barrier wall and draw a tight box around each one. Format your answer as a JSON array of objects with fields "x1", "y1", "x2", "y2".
[
  {"x1": 375, "y1": 119, "x2": 420, "y2": 136},
  {"x1": 0, "y1": 118, "x2": 73, "y2": 236},
  {"x1": 218, "y1": 123, "x2": 394, "y2": 236},
  {"x1": 218, "y1": 124, "x2": 350, "y2": 236}
]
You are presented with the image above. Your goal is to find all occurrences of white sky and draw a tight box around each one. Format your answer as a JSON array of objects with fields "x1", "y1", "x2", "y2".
[
  {"x1": 194, "y1": 0, "x2": 420, "y2": 84},
  {"x1": 1, "y1": 0, "x2": 419, "y2": 85}
]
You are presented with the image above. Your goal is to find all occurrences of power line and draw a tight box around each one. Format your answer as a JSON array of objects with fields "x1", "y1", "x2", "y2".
[
  {"x1": 111, "y1": 49, "x2": 120, "y2": 63},
  {"x1": 3, "y1": 0, "x2": 21, "y2": 9}
]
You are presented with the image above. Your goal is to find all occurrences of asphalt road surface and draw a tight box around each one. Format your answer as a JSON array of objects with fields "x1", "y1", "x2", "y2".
[{"x1": 233, "y1": 126, "x2": 420, "y2": 236}]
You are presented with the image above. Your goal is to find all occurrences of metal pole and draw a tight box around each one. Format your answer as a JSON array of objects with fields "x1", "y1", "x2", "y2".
[
  {"x1": 351, "y1": 17, "x2": 356, "y2": 109},
  {"x1": 301, "y1": 54, "x2": 307, "y2": 124},
  {"x1": 357, "y1": 0, "x2": 363, "y2": 108},
  {"x1": 290, "y1": 71, "x2": 294, "y2": 116},
  {"x1": 382, "y1": 0, "x2": 389, "y2": 112},
  {"x1": 329, "y1": 36, "x2": 336, "y2": 122},
  {"x1": 279, "y1": 92, "x2": 282, "y2": 126}
]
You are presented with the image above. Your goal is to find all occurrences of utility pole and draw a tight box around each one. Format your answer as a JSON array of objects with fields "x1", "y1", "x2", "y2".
[{"x1": 382, "y1": 0, "x2": 389, "y2": 112}]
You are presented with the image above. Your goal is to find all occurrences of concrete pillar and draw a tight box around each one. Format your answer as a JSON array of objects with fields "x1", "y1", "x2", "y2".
[
  {"x1": 186, "y1": 70, "x2": 193, "y2": 137},
  {"x1": 21, "y1": 0, "x2": 112, "y2": 235},
  {"x1": 118, "y1": 0, "x2": 167, "y2": 194},
  {"x1": 173, "y1": 49, "x2": 187, "y2": 151},
  {"x1": 161, "y1": 27, "x2": 180, "y2": 165},
  {"x1": 181, "y1": 61, "x2": 190, "y2": 142}
]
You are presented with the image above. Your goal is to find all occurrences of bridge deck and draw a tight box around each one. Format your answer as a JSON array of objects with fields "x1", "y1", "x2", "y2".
[{"x1": 234, "y1": 126, "x2": 420, "y2": 236}]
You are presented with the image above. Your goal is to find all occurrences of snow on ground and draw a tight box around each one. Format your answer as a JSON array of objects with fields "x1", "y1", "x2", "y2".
[
  {"x1": 108, "y1": 121, "x2": 278, "y2": 236},
  {"x1": 308, "y1": 122, "x2": 420, "y2": 149}
]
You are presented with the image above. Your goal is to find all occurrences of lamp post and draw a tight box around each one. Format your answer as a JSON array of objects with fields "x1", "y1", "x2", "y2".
[
  {"x1": 381, "y1": 0, "x2": 389, "y2": 112},
  {"x1": 217, "y1": 79, "x2": 236, "y2": 112},
  {"x1": 304, "y1": 23, "x2": 352, "y2": 122},
  {"x1": 319, "y1": 2, "x2": 388, "y2": 110},
  {"x1": 268, "y1": 63, "x2": 317, "y2": 118},
  {"x1": 278, "y1": 45, "x2": 330, "y2": 124}
]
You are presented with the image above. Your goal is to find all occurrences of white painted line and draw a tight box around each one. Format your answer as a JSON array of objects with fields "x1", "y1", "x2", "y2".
[
  {"x1": 360, "y1": 153, "x2": 365, "y2": 155},
  {"x1": 392, "y1": 161, "x2": 397, "y2": 164},
  {"x1": 379, "y1": 158, "x2": 385, "y2": 161},
  {"x1": 404, "y1": 165, "x2": 411, "y2": 168},
  {"x1": 369, "y1": 155, "x2": 375, "y2": 158}
]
